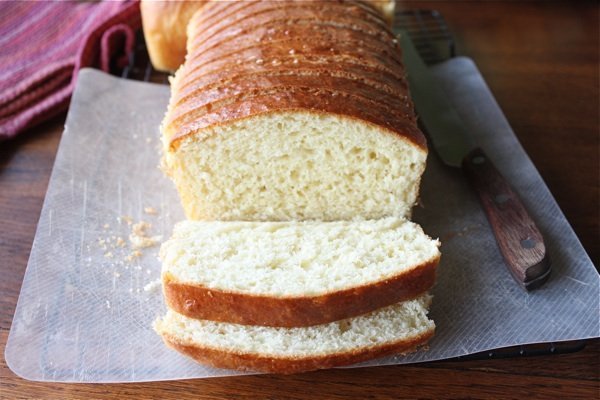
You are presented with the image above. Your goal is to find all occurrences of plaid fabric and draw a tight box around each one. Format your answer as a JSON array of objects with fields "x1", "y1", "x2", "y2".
[{"x1": 0, "y1": 0, "x2": 141, "y2": 140}]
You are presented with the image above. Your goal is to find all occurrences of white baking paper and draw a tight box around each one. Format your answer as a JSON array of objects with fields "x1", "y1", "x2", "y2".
[{"x1": 5, "y1": 59, "x2": 599, "y2": 382}]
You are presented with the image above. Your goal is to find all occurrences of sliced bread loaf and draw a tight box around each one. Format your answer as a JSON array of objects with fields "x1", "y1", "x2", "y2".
[
  {"x1": 154, "y1": 294, "x2": 434, "y2": 374},
  {"x1": 161, "y1": 0, "x2": 425, "y2": 221},
  {"x1": 160, "y1": 217, "x2": 440, "y2": 327},
  {"x1": 141, "y1": 0, "x2": 396, "y2": 72}
]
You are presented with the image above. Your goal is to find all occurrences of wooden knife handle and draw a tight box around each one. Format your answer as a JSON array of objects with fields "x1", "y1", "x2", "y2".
[{"x1": 462, "y1": 148, "x2": 551, "y2": 290}]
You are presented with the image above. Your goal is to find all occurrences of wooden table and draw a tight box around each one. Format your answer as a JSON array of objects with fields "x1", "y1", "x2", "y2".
[{"x1": 1, "y1": 1, "x2": 598, "y2": 398}]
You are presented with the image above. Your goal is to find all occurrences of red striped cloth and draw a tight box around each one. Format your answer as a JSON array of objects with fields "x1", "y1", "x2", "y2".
[{"x1": 0, "y1": 1, "x2": 141, "y2": 141}]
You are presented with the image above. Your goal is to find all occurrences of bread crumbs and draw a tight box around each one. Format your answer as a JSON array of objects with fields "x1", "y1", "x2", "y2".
[
  {"x1": 144, "y1": 206, "x2": 158, "y2": 215},
  {"x1": 144, "y1": 279, "x2": 161, "y2": 292}
]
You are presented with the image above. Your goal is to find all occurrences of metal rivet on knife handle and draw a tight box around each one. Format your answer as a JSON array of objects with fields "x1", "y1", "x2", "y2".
[
  {"x1": 521, "y1": 238, "x2": 536, "y2": 249},
  {"x1": 494, "y1": 194, "x2": 510, "y2": 205},
  {"x1": 462, "y1": 148, "x2": 551, "y2": 290}
]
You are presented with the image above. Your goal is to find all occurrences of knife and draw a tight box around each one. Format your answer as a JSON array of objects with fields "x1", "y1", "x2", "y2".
[{"x1": 398, "y1": 31, "x2": 551, "y2": 290}]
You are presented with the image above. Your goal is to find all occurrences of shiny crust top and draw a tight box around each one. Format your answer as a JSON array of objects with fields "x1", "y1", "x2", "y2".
[{"x1": 163, "y1": 0, "x2": 426, "y2": 150}]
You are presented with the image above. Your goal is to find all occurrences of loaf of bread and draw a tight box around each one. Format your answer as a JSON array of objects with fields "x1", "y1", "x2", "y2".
[
  {"x1": 154, "y1": 294, "x2": 434, "y2": 374},
  {"x1": 141, "y1": 0, "x2": 396, "y2": 72},
  {"x1": 160, "y1": 0, "x2": 424, "y2": 221},
  {"x1": 152, "y1": 0, "x2": 441, "y2": 374},
  {"x1": 140, "y1": 0, "x2": 204, "y2": 72},
  {"x1": 160, "y1": 217, "x2": 440, "y2": 327}
]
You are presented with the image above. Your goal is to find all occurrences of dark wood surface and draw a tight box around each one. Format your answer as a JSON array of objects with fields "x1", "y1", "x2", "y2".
[{"x1": 1, "y1": 1, "x2": 598, "y2": 398}]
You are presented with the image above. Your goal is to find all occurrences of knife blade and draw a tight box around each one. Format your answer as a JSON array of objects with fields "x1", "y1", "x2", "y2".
[{"x1": 398, "y1": 30, "x2": 551, "y2": 290}]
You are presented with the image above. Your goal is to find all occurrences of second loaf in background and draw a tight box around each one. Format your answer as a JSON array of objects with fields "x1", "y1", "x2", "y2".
[{"x1": 160, "y1": 0, "x2": 427, "y2": 221}]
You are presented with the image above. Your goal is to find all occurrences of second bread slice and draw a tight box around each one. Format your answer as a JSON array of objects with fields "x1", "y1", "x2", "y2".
[{"x1": 160, "y1": 217, "x2": 440, "y2": 327}]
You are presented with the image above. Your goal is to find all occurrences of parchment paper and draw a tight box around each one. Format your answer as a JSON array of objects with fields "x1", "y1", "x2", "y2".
[{"x1": 6, "y1": 58, "x2": 599, "y2": 382}]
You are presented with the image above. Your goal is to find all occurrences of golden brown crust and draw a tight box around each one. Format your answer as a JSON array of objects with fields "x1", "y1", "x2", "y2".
[
  {"x1": 192, "y1": 1, "x2": 391, "y2": 41},
  {"x1": 174, "y1": 22, "x2": 407, "y2": 102},
  {"x1": 187, "y1": 17, "x2": 400, "y2": 70},
  {"x1": 178, "y1": 14, "x2": 404, "y2": 83},
  {"x1": 179, "y1": 22, "x2": 403, "y2": 99},
  {"x1": 176, "y1": 41, "x2": 406, "y2": 98},
  {"x1": 187, "y1": 3, "x2": 391, "y2": 56},
  {"x1": 164, "y1": 0, "x2": 425, "y2": 150},
  {"x1": 142, "y1": 0, "x2": 395, "y2": 72},
  {"x1": 159, "y1": 327, "x2": 433, "y2": 374},
  {"x1": 166, "y1": 98, "x2": 422, "y2": 152},
  {"x1": 167, "y1": 75, "x2": 413, "y2": 130},
  {"x1": 163, "y1": 255, "x2": 439, "y2": 327},
  {"x1": 174, "y1": 62, "x2": 408, "y2": 111}
]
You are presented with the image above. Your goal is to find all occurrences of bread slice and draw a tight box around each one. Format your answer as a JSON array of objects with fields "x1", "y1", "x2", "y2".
[
  {"x1": 154, "y1": 294, "x2": 434, "y2": 374},
  {"x1": 161, "y1": 1, "x2": 425, "y2": 222},
  {"x1": 160, "y1": 217, "x2": 440, "y2": 327}
]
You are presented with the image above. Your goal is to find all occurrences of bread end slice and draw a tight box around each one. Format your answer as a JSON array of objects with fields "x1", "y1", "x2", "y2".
[{"x1": 154, "y1": 295, "x2": 435, "y2": 374}]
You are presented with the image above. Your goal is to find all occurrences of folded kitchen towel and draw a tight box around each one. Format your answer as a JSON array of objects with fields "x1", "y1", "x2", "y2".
[{"x1": 0, "y1": 0, "x2": 141, "y2": 140}]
